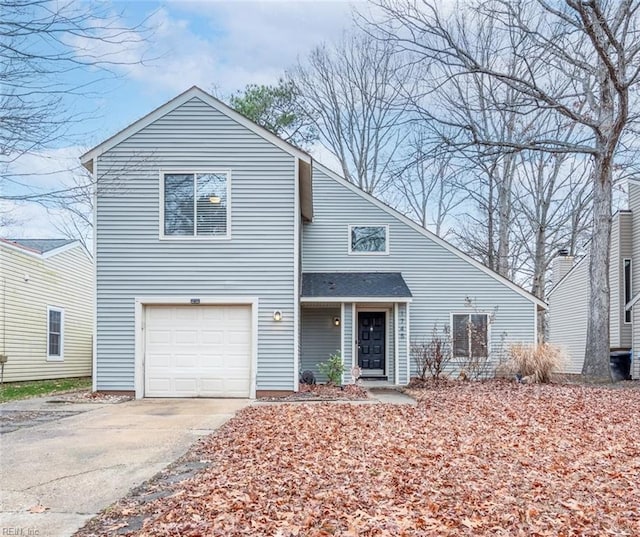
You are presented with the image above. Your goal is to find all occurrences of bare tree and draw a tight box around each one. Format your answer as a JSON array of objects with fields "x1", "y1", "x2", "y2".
[
  {"x1": 290, "y1": 31, "x2": 413, "y2": 195},
  {"x1": 367, "y1": 0, "x2": 640, "y2": 380},
  {"x1": 389, "y1": 132, "x2": 464, "y2": 237}
]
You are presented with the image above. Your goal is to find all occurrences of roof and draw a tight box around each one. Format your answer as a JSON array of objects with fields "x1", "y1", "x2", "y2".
[
  {"x1": 314, "y1": 162, "x2": 548, "y2": 310},
  {"x1": 2, "y1": 238, "x2": 75, "y2": 254},
  {"x1": 302, "y1": 272, "x2": 412, "y2": 300},
  {"x1": 80, "y1": 86, "x2": 311, "y2": 172}
]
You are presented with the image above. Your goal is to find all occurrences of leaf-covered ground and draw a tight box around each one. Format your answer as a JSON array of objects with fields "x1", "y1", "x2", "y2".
[{"x1": 78, "y1": 381, "x2": 640, "y2": 536}]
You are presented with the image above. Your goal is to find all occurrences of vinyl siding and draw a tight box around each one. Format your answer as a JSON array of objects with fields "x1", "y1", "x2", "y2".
[
  {"x1": 95, "y1": 96, "x2": 296, "y2": 391},
  {"x1": 302, "y1": 168, "x2": 537, "y2": 379},
  {"x1": 630, "y1": 183, "x2": 640, "y2": 378},
  {"x1": 548, "y1": 256, "x2": 589, "y2": 374},
  {"x1": 300, "y1": 306, "x2": 341, "y2": 382},
  {"x1": 0, "y1": 245, "x2": 93, "y2": 381}
]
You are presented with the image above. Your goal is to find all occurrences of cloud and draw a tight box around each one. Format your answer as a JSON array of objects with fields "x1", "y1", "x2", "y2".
[{"x1": 67, "y1": 2, "x2": 360, "y2": 96}]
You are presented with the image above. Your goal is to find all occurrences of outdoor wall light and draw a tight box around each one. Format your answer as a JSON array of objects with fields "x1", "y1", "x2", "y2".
[
  {"x1": 333, "y1": 316, "x2": 341, "y2": 327},
  {"x1": 273, "y1": 310, "x2": 282, "y2": 322}
]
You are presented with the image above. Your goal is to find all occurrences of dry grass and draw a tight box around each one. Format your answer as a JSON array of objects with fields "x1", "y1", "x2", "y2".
[{"x1": 498, "y1": 343, "x2": 565, "y2": 383}]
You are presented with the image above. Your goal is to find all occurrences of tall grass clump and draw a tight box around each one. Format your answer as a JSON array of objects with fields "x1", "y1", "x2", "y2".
[{"x1": 500, "y1": 343, "x2": 565, "y2": 383}]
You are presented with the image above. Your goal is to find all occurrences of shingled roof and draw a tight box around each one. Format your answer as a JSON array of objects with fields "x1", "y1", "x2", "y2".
[{"x1": 301, "y1": 272, "x2": 412, "y2": 299}]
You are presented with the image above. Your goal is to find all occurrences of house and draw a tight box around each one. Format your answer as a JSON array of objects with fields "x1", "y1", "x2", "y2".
[
  {"x1": 0, "y1": 239, "x2": 93, "y2": 382},
  {"x1": 80, "y1": 86, "x2": 545, "y2": 398},
  {"x1": 549, "y1": 180, "x2": 640, "y2": 380}
]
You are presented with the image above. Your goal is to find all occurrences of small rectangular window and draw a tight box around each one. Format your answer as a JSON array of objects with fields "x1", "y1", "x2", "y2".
[
  {"x1": 47, "y1": 307, "x2": 64, "y2": 361},
  {"x1": 349, "y1": 225, "x2": 388, "y2": 254},
  {"x1": 624, "y1": 259, "x2": 632, "y2": 323},
  {"x1": 163, "y1": 171, "x2": 229, "y2": 238},
  {"x1": 451, "y1": 313, "x2": 488, "y2": 358}
]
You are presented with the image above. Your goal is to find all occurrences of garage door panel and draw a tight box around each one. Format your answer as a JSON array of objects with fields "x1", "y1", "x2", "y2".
[{"x1": 145, "y1": 305, "x2": 252, "y2": 398}]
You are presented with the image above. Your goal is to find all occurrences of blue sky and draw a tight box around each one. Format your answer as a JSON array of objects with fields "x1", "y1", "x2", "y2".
[{"x1": 3, "y1": 0, "x2": 358, "y2": 238}]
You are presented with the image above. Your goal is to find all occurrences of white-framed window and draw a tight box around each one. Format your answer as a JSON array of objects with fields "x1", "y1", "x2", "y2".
[
  {"x1": 624, "y1": 258, "x2": 632, "y2": 323},
  {"x1": 160, "y1": 171, "x2": 230, "y2": 239},
  {"x1": 451, "y1": 313, "x2": 489, "y2": 358},
  {"x1": 47, "y1": 306, "x2": 64, "y2": 361},
  {"x1": 349, "y1": 224, "x2": 389, "y2": 255}
]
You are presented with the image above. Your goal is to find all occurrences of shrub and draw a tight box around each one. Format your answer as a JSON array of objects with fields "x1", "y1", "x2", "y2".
[
  {"x1": 317, "y1": 351, "x2": 343, "y2": 386},
  {"x1": 500, "y1": 343, "x2": 565, "y2": 383},
  {"x1": 411, "y1": 325, "x2": 452, "y2": 382}
]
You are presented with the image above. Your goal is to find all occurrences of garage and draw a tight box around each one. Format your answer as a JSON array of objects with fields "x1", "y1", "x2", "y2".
[{"x1": 144, "y1": 304, "x2": 252, "y2": 397}]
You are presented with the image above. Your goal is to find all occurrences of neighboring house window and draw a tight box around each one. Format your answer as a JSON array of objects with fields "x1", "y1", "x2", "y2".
[
  {"x1": 452, "y1": 314, "x2": 488, "y2": 358},
  {"x1": 349, "y1": 225, "x2": 388, "y2": 254},
  {"x1": 47, "y1": 306, "x2": 64, "y2": 361},
  {"x1": 162, "y1": 172, "x2": 229, "y2": 238},
  {"x1": 624, "y1": 258, "x2": 632, "y2": 323}
]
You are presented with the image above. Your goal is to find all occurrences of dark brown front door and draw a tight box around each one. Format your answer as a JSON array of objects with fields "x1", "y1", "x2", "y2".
[{"x1": 357, "y1": 311, "x2": 385, "y2": 373}]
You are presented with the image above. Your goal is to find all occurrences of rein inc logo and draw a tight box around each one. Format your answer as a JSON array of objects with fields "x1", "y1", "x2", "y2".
[{"x1": 2, "y1": 529, "x2": 39, "y2": 536}]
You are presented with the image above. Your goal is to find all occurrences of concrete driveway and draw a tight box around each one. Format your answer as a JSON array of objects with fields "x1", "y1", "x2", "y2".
[{"x1": 0, "y1": 397, "x2": 249, "y2": 537}]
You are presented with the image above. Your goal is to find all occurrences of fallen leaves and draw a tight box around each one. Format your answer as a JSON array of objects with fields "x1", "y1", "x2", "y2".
[{"x1": 76, "y1": 381, "x2": 640, "y2": 536}]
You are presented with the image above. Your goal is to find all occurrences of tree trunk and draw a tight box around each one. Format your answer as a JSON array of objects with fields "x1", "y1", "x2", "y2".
[{"x1": 582, "y1": 150, "x2": 613, "y2": 380}]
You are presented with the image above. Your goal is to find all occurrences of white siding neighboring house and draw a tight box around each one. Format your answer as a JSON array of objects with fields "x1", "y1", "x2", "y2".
[
  {"x1": 81, "y1": 86, "x2": 545, "y2": 398},
  {"x1": 0, "y1": 239, "x2": 93, "y2": 382},
  {"x1": 548, "y1": 201, "x2": 635, "y2": 377}
]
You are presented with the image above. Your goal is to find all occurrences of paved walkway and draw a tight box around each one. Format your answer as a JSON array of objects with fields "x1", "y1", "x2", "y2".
[
  {"x1": 367, "y1": 388, "x2": 418, "y2": 405},
  {"x1": 0, "y1": 397, "x2": 248, "y2": 537}
]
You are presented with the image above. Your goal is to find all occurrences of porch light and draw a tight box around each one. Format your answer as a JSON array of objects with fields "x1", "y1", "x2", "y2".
[
  {"x1": 209, "y1": 195, "x2": 221, "y2": 204},
  {"x1": 273, "y1": 310, "x2": 282, "y2": 322},
  {"x1": 333, "y1": 316, "x2": 340, "y2": 327}
]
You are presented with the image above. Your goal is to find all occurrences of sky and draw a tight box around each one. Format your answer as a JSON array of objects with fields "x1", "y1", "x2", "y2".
[{"x1": 1, "y1": 0, "x2": 360, "y2": 239}]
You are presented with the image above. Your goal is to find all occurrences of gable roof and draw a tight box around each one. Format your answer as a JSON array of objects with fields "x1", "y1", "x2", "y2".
[
  {"x1": 314, "y1": 162, "x2": 547, "y2": 310},
  {"x1": 1, "y1": 238, "x2": 80, "y2": 258},
  {"x1": 80, "y1": 86, "x2": 311, "y2": 172},
  {"x1": 302, "y1": 272, "x2": 412, "y2": 300}
]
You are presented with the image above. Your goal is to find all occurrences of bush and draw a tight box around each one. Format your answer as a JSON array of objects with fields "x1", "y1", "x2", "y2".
[
  {"x1": 499, "y1": 343, "x2": 565, "y2": 383},
  {"x1": 317, "y1": 351, "x2": 343, "y2": 386},
  {"x1": 411, "y1": 325, "x2": 452, "y2": 382}
]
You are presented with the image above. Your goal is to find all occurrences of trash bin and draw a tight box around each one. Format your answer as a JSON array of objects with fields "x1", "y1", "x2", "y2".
[{"x1": 609, "y1": 350, "x2": 631, "y2": 381}]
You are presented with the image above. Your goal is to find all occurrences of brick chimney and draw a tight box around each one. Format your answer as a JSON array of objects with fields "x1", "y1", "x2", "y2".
[{"x1": 552, "y1": 248, "x2": 574, "y2": 285}]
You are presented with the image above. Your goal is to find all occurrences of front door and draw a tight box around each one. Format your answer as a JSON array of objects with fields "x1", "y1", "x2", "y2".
[{"x1": 357, "y1": 311, "x2": 385, "y2": 375}]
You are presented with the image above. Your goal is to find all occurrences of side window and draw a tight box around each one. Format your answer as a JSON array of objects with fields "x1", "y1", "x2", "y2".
[
  {"x1": 47, "y1": 307, "x2": 64, "y2": 361},
  {"x1": 452, "y1": 314, "x2": 488, "y2": 358},
  {"x1": 624, "y1": 258, "x2": 632, "y2": 323},
  {"x1": 349, "y1": 225, "x2": 388, "y2": 254},
  {"x1": 162, "y1": 172, "x2": 229, "y2": 238}
]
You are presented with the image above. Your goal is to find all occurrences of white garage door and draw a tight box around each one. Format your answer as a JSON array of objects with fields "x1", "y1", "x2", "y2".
[{"x1": 145, "y1": 305, "x2": 252, "y2": 398}]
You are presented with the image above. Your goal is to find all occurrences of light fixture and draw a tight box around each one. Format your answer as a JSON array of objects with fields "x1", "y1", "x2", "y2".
[
  {"x1": 333, "y1": 316, "x2": 340, "y2": 327},
  {"x1": 273, "y1": 310, "x2": 282, "y2": 322},
  {"x1": 209, "y1": 195, "x2": 221, "y2": 204}
]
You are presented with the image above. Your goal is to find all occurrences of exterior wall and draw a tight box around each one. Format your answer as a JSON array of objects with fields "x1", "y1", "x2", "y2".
[
  {"x1": 630, "y1": 183, "x2": 640, "y2": 377},
  {"x1": 0, "y1": 245, "x2": 93, "y2": 381},
  {"x1": 548, "y1": 256, "x2": 590, "y2": 374},
  {"x1": 95, "y1": 96, "x2": 297, "y2": 391},
  {"x1": 300, "y1": 306, "x2": 340, "y2": 382},
  {"x1": 302, "y1": 168, "x2": 537, "y2": 380},
  {"x1": 342, "y1": 302, "x2": 354, "y2": 379}
]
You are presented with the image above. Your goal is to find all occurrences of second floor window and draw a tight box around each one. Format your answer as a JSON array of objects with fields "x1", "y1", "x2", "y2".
[
  {"x1": 350, "y1": 225, "x2": 388, "y2": 254},
  {"x1": 163, "y1": 172, "x2": 229, "y2": 238}
]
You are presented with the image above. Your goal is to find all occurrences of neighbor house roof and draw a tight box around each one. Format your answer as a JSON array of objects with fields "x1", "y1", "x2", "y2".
[
  {"x1": 301, "y1": 272, "x2": 412, "y2": 302},
  {"x1": 1, "y1": 238, "x2": 80, "y2": 258},
  {"x1": 4, "y1": 239, "x2": 75, "y2": 254}
]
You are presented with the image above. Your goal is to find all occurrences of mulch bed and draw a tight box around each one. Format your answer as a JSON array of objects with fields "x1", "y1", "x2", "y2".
[{"x1": 258, "y1": 383, "x2": 370, "y2": 402}]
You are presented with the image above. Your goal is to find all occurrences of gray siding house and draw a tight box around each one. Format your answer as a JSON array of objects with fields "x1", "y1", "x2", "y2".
[
  {"x1": 548, "y1": 183, "x2": 639, "y2": 379},
  {"x1": 81, "y1": 86, "x2": 545, "y2": 398}
]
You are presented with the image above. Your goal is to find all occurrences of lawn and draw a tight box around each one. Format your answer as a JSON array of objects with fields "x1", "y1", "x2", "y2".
[
  {"x1": 0, "y1": 377, "x2": 91, "y2": 402},
  {"x1": 78, "y1": 381, "x2": 640, "y2": 536}
]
